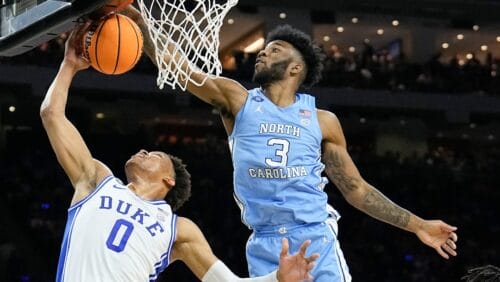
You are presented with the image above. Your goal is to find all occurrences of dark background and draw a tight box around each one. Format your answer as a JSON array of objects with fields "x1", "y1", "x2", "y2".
[{"x1": 0, "y1": 0, "x2": 499, "y2": 281}]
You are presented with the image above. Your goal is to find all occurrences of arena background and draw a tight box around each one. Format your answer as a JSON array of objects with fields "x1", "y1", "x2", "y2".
[{"x1": 0, "y1": 0, "x2": 499, "y2": 281}]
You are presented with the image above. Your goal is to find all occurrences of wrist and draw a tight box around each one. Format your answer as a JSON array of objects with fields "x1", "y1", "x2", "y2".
[
  {"x1": 409, "y1": 215, "x2": 425, "y2": 234},
  {"x1": 60, "y1": 61, "x2": 81, "y2": 74}
]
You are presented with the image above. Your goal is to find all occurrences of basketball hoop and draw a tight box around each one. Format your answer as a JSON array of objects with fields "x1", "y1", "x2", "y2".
[{"x1": 136, "y1": 0, "x2": 238, "y2": 90}]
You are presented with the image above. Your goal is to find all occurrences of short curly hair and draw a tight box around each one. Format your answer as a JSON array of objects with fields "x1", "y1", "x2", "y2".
[
  {"x1": 265, "y1": 25, "x2": 325, "y2": 88},
  {"x1": 165, "y1": 154, "x2": 191, "y2": 211}
]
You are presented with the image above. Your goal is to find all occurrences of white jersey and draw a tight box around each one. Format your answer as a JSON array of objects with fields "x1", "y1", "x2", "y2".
[{"x1": 56, "y1": 175, "x2": 177, "y2": 282}]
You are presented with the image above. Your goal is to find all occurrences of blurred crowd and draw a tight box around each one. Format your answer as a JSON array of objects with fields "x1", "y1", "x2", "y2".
[
  {"x1": 2, "y1": 34, "x2": 500, "y2": 96},
  {"x1": 0, "y1": 125, "x2": 498, "y2": 281}
]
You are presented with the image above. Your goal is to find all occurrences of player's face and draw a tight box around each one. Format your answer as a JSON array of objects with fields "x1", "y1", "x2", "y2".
[
  {"x1": 253, "y1": 40, "x2": 295, "y2": 85},
  {"x1": 125, "y1": 150, "x2": 173, "y2": 180}
]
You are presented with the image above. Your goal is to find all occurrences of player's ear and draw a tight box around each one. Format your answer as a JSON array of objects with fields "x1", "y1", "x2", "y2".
[
  {"x1": 290, "y1": 62, "x2": 303, "y2": 74},
  {"x1": 290, "y1": 62, "x2": 304, "y2": 78},
  {"x1": 163, "y1": 177, "x2": 176, "y2": 189}
]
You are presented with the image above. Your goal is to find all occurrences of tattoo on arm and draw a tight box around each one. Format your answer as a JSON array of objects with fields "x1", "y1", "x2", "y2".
[
  {"x1": 363, "y1": 188, "x2": 411, "y2": 229},
  {"x1": 323, "y1": 150, "x2": 361, "y2": 195},
  {"x1": 323, "y1": 146, "x2": 411, "y2": 229}
]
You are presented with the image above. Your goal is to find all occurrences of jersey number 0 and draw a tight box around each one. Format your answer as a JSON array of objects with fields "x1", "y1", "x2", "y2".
[{"x1": 106, "y1": 219, "x2": 134, "y2": 252}]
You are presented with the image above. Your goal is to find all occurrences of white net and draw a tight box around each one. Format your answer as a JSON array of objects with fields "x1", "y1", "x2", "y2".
[{"x1": 136, "y1": 0, "x2": 238, "y2": 90}]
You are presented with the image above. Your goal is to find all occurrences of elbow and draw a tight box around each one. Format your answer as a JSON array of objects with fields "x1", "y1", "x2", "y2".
[
  {"x1": 40, "y1": 105, "x2": 63, "y2": 124},
  {"x1": 342, "y1": 180, "x2": 369, "y2": 208}
]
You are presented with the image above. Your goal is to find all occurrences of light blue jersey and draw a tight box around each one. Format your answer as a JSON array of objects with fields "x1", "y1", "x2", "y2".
[
  {"x1": 229, "y1": 88, "x2": 351, "y2": 281},
  {"x1": 229, "y1": 88, "x2": 329, "y2": 230}
]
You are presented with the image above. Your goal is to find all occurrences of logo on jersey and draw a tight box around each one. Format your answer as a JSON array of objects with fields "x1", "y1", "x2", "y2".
[
  {"x1": 255, "y1": 105, "x2": 264, "y2": 113},
  {"x1": 299, "y1": 109, "x2": 311, "y2": 118},
  {"x1": 299, "y1": 109, "x2": 312, "y2": 126},
  {"x1": 252, "y1": 96, "x2": 264, "y2": 102},
  {"x1": 157, "y1": 208, "x2": 168, "y2": 222}
]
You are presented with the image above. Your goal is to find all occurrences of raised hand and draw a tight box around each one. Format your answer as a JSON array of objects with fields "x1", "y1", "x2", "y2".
[
  {"x1": 62, "y1": 22, "x2": 91, "y2": 72},
  {"x1": 277, "y1": 238, "x2": 319, "y2": 282},
  {"x1": 415, "y1": 220, "x2": 458, "y2": 259}
]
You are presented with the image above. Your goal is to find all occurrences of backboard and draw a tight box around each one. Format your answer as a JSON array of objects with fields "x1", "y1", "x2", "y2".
[{"x1": 0, "y1": 0, "x2": 116, "y2": 57}]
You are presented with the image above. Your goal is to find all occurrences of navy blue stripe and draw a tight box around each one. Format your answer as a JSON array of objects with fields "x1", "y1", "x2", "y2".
[
  {"x1": 56, "y1": 206, "x2": 81, "y2": 282},
  {"x1": 166, "y1": 214, "x2": 177, "y2": 265},
  {"x1": 149, "y1": 214, "x2": 177, "y2": 280}
]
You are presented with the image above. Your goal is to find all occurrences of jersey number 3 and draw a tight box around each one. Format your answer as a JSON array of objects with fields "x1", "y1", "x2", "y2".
[
  {"x1": 106, "y1": 219, "x2": 134, "y2": 252},
  {"x1": 265, "y1": 138, "x2": 290, "y2": 167}
]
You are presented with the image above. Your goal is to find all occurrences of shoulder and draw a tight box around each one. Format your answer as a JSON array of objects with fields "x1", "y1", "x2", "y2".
[
  {"x1": 93, "y1": 159, "x2": 113, "y2": 186},
  {"x1": 317, "y1": 109, "x2": 342, "y2": 130},
  {"x1": 174, "y1": 217, "x2": 203, "y2": 244},
  {"x1": 317, "y1": 109, "x2": 345, "y2": 145},
  {"x1": 171, "y1": 217, "x2": 209, "y2": 261},
  {"x1": 70, "y1": 159, "x2": 114, "y2": 206}
]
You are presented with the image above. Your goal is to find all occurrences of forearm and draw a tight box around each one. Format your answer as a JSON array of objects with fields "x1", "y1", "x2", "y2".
[
  {"x1": 347, "y1": 182, "x2": 424, "y2": 233},
  {"x1": 323, "y1": 144, "x2": 423, "y2": 233},
  {"x1": 40, "y1": 63, "x2": 77, "y2": 116},
  {"x1": 202, "y1": 261, "x2": 278, "y2": 282}
]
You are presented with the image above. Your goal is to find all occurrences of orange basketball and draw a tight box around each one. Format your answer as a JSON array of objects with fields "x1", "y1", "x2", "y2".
[{"x1": 83, "y1": 14, "x2": 143, "y2": 75}]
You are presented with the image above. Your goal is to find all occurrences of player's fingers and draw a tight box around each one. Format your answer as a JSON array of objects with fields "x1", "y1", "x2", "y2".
[
  {"x1": 280, "y1": 238, "x2": 289, "y2": 258},
  {"x1": 72, "y1": 22, "x2": 89, "y2": 42},
  {"x1": 305, "y1": 252, "x2": 320, "y2": 263},
  {"x1": 450, "y1": 232, "x2": 458, "y2": 242},
  {"x1": 298, "y1": 239, "x2": 312, "y2": 257},
  {"x1": 446, "y1": 239, "x2": 457, "y2": 250},
  {"x1": 436, "y1": 246, "x2": 449, "y2": 259},
  {"x1": 442, "y1": 244, "x2": 457, "y2": 257},
  {"x1": 440, "y1": 222, "x2": 457, "y2": 232},
  {"x1": 306, "y1": 262, "x2": 316, "y2": 272}
]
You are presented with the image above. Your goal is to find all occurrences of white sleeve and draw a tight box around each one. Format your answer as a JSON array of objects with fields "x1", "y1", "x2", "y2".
[{"x1": 202, "y1": 260, "x2": 278, "y2": 282}]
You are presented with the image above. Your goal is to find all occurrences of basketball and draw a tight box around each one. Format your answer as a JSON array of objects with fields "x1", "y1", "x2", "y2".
[{"x1": 83, "y1": 14, "x2": 143, "y2": 75}]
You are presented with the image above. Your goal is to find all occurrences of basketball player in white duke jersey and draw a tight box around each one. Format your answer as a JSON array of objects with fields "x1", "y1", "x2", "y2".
[
  {"x1": 123, "y1": 5, "x2": 459, "y2": 282},
  {"x1": 40, "y1": 25, "x2": 319, "y2": 282}
]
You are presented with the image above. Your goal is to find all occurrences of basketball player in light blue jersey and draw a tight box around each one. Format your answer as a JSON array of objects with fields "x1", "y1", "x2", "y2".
[
  {"x1": 41, "y1": 25, "x2": 319, "y2": 282},
  {"x1": 124, "y1": 6, "x2": 459, "y2": 281}
]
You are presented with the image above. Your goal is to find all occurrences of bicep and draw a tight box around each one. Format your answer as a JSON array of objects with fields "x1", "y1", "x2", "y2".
[
  {"x1": 322, "y1": 142, "x2": 365, "y2": 197},
  {"x1": 172, "y1": 217, "x2": 218, "y2": 280},
  {"x1": 42, "y1": 114, "x2": 99, "y2": 191},
  {"x1": 319, "y1": 110, "x2": 366, "y2": 199},
  {"x1": 186, "y1": 75, "x2": 247, "y2": 116}
]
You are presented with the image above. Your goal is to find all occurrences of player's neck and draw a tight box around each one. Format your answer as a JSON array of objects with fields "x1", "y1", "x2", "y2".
[
  {"x1": 128, "y1": 180, "x2": 167, "y2": 201},
  {"x1": 262, "y1": 81, "x2": 297, "y2": 107}
]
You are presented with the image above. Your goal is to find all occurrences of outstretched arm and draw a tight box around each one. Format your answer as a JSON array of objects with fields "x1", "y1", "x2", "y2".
[
  {"x1": 120, "y1": 5, "x2": 247, "y2": 117},
  {"x1": 318, "y1": 110, "x2": 458, "y2": 259},
  {"x1": 172, "y1": 217, "x2": 318, "y2": 281},
  {"x1": 40, "y1": 25, "x2": 110, "y2": 203}
]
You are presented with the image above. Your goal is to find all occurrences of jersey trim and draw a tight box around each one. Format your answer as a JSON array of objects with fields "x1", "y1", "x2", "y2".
[
  {"x1": 68, "y1": 175, "x2": 114, "y2": 211},
  {"x1": 56, "y1": 206, "x2": 82, "y2": 282},
  {"x1": 149, "y1": 214, "x2": 177, "y2": 281}
]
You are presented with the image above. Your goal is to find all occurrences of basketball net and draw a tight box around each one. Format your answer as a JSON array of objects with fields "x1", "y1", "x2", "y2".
[{"x1": 136, "y1": 0, "x2": 238, "y2": 90}]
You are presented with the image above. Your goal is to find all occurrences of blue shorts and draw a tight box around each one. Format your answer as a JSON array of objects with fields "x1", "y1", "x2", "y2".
[{"x1": 246, "y1": 218, "x2": 351, "y2": 282}]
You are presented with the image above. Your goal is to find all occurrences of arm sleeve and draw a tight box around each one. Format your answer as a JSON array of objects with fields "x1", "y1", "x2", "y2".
[{"x1": 202, "y1": 260, "x2": 278, "y2": 282}]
